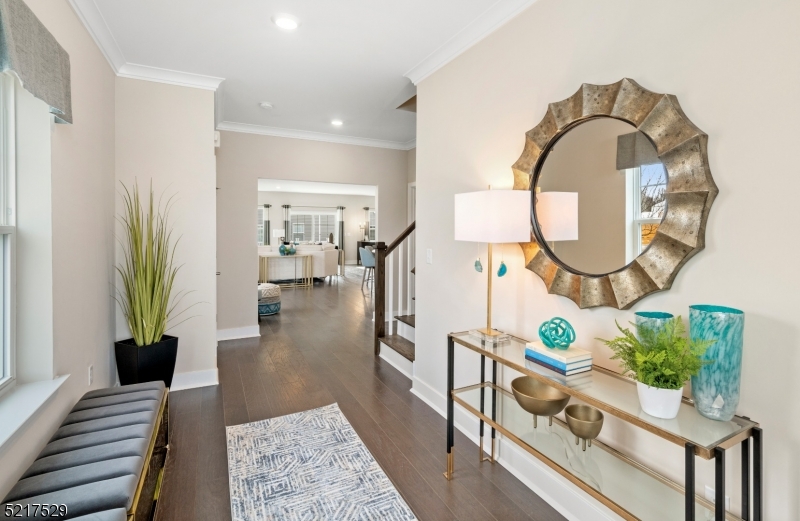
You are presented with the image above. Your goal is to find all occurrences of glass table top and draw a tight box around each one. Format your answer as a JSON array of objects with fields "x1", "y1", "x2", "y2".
[
  {"x1": 450, "y1": 331, "x2": 757, "y2": 458},
  {"x1": 453, "y1": 385, "x2": 741, "y2": 521}
]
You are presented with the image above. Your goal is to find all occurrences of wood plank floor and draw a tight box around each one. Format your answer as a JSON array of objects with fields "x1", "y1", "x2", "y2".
[{"x1": 155, "y1": 269, "x2": 565, "y2": 521}]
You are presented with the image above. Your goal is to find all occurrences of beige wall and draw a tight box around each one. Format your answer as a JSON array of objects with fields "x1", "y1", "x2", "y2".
[
  {"x1": 216, "y1": 131, "x2": 408, "y2": 332},
  {"x1": 538, "y1": 118, "x2": 630, "y2": 274},
  {"x1": 0, "y1": 0, "x2": 116, "y2": 498},
  {"x1": 257, "y1": 191, "x2": 375, "y2": 263},
  {"x1": 414, "y1": 1, "x2": 799, "y2": 519},
  {"x1": 115, "y1": 78, "x2": 217, "y2": 386},
  {"x1": 407, "y1": 147, "x2": 416, "y2": 183}
]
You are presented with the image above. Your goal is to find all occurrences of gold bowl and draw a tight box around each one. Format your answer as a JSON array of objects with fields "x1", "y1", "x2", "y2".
[
  {"x1": 511, "y1": 376, "x2": 570, "y2": 428},
  {"x1": 565, "y1": 404, "x2": 604, "y2": 451}
]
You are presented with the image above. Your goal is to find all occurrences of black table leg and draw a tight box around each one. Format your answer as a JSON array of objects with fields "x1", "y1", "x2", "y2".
[
  {"x1": 444, "y1": 336, "x2": 454, "y2": 479},
  {"x1": 753, "y1": 427, "x2": 762, "y2": 521},
  {"x1": 742, "y1": 438, "x2": 750, "y2": 520},
  {"x1": 686, "y1": 442, "x2": 696, "y2": 521},
  {"x1": 715, "y1": 447, "x2": 725, "y2": 521},
  {"x1": 479, "y1": 355, "x2": 486, "y2": 462}
]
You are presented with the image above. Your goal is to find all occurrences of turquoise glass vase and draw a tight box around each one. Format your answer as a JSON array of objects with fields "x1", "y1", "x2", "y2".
[
  {"x1": 689, "y1": 305, "x2": 744, "y2": 421},
  {"x1": 279, "y1": 244, "x2": 287, "y2": 256},
  {"x1": 634, "y1": 311, "x2": 674, "y2": 338}
]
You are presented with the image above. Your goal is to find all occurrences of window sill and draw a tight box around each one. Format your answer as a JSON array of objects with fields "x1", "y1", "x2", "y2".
[{"x1": 0, "y1": 375, "x2": 69, "y2": 450}]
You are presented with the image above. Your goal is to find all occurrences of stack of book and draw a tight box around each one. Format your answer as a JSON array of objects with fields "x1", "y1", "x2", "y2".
[{"x1": 524, "y1": 341, "x2": 593, "y2": 376}]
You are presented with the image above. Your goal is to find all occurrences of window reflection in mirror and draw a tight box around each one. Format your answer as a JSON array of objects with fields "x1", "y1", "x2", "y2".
[{"x1": 535, "y1": 117, "x2": 665, "y2": 276}]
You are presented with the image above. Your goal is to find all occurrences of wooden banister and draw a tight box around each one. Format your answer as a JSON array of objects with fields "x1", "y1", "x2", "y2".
[{"x1": 374, "y1": 221, "x2": 415, "y2": 356}]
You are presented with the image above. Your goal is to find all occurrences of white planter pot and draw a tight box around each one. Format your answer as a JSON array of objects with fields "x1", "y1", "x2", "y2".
[{"x1": 636, "y1": 382, "x2": 683, "y2": 420}]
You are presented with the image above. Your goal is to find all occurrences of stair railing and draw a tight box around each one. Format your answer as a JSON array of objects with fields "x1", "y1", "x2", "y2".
[{"x1": 374, "y1": 221, "x2": 415, "y2": 355}]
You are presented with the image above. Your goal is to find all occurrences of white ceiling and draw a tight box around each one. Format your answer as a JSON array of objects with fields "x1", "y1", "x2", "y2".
[
  {"x1": 70, "y1": 0, "x2": 538, "y2": 149},
  {"x1": 258, "y1": 179, "x2": 376, "y2": 197}
]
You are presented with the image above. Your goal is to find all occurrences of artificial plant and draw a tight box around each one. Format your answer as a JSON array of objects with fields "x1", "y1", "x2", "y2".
[
  {"x1": 597, "y1": 317, "x2": 714, "y2": 390},
  {"x1": 115, "y1": 181, "x2": 190, "y2": 346}
]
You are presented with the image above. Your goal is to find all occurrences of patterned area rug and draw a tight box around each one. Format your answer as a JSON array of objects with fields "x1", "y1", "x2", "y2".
[{"x1": 226, "y1": 404, "x2": 417, "y2": 521}]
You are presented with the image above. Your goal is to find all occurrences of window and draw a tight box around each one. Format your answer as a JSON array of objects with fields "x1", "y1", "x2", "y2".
[
  {"x1": 626, "y1": 163, "x2": 666, "y2": 263},
  {"x1": 0, "y1": 73, "x2": 17, "y2": 393},
  {"x1": 290, "y1": 212, "x2": 336, "y2": 243},
  {"x1": 257, "y1": 207, "x2": 265, "y2": 245},
  {"x1": 368, "y1": 210, "x2": 376, "y2": 241}
]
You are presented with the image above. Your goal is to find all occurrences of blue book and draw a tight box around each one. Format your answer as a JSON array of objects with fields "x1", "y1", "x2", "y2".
[
  {"x1": 525, "y1": 355, "x2": 592, "y2": 376},
  {"x1": 525, "y1": 350, "x2": 593, "y2": 372}
]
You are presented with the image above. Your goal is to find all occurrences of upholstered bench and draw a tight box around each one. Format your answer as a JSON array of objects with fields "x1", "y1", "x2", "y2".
[
  {"x1": 1, "y1": 381, "x2": 169, "y2": 520},
  {"x1": 258, "y1": 282, "x2": 281, "y2": 316}
]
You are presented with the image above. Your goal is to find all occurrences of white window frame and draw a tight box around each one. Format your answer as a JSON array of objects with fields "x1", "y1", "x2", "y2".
[
  {"x1": 289, "y1": 209, "x2": 337, "y2": 244},
  {"x1": 625, "y1": 165, "x2": 665, "y2": 263},
  {"x1": 368, "y1": 209, "x2": 376, "y2": 241},
  {"x1": 0, "y1": 73, "x2": 17, "y2": 395}
]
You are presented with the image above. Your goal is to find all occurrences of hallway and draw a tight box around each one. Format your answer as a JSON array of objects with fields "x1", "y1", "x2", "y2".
[{"x1": 156, "y1": 270, "x2": 564, "y2": 521}]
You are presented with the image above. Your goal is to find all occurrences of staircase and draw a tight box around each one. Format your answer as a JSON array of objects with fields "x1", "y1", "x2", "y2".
[{"x1": 374, "y1": 222, "x2": 416, "y2": 378}]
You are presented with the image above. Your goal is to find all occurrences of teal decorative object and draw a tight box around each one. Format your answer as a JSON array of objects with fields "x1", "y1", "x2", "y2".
[
  {"x1": 497, "y1": 261, "x2": 507, "y2": 277},
  {"x1": 279, "y1": 244, "x2": 287, "y2": 256},
  {"x1": 474, "y1": 259, "x2": 483, "y2": 273},
  {"x1": 288, "y1": 245, "x2": 297, "y2": 255},
  {"x1": 690, "y1": 305, "x2": 744, "y2": 421},
  {"x1": 635, "y1": 312, "x2": 674, "y2": 338},
  {"x1": 538, "y1": 317, "x2": 576, "y2": 350}
]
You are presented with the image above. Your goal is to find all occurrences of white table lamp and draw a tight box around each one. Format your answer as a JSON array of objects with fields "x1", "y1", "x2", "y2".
[
  {"x1": 535, "y1": 192, "x2": 578, "y2": 243},
  {"x1": 454, "y1": 189, "x2": 531, "y2": 340},
  {"x1": 273, "y1": 229, "x2": 286, "y2": 243}
]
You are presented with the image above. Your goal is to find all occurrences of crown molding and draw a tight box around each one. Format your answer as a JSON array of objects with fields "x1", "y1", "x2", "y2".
[
  {"x1": 68, "y1": 0, "x2": 126, "y2": 71},
  {"x1": 217, "y1": 122, "x2": 416, "y2": 151},
  {"x1": 118, "y1": 63, "x2": 224, "y2": 91},
  {"x1": 404, "y1": 0, "x2": 539, "y2": 85},
  {"x1": 68, "y1": 0, "x2": 225, "y2": 91}
]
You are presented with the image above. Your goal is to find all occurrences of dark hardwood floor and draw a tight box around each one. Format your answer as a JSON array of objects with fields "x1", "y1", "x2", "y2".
[{"x1": 155, "y1": 269, "x2": 565, "y2": 521}]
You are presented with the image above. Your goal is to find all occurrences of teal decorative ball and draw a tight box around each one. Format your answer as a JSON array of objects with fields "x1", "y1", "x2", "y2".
[{"x1": 538, "y1": 317, "x2": 576, "y2": 350}]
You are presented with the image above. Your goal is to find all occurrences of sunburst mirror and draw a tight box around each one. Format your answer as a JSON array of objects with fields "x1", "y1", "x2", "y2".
[{"x1": 513, "y1": 79, "x2": 717, "y2": 309}]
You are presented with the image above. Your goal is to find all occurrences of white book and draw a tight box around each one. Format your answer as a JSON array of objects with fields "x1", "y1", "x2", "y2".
[{"x1": 525, "y1": 340, "x2": 592, "y2": 364}]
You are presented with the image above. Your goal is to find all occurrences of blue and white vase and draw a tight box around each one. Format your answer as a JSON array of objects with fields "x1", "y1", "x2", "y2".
[
  {"x1": 634, "y1": 311, "x2": 674, "y2": 338},
  {"x1": 689, "y1": 305, "x2": 744, "y2": 422}
]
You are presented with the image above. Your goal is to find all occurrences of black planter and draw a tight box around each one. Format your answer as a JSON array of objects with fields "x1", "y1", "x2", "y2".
[{"x1": 115, "y1": 335, "x2": 179, "y2": 388}]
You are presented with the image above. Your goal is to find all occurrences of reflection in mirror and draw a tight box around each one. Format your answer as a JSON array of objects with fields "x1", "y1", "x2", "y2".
[{"x1": 535, "y1": 118, "x2": 666, "y2": 276}]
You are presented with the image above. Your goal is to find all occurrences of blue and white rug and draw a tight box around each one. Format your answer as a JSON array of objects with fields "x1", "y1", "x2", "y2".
[{"x1": 226, "y1": 403, "x2": 417, "y2": 521}]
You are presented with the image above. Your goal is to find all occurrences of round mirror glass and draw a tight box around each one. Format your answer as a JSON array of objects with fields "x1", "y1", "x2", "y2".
[{"x1": 534, "y1": 117, "x2": 667, "y2": 276}]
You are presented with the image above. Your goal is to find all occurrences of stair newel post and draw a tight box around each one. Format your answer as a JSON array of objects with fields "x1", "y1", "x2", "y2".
[{"x1": 374, "y1": 242, "x2": 387, "y2": 356}]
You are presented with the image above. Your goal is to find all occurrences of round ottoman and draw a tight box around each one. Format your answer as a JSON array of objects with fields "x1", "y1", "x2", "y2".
[{"x1": 258, "y1": 283, "x2": 281, "y2": 316}]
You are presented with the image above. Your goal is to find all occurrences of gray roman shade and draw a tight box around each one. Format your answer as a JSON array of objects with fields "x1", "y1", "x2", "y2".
[
  {"x1": 0, "y1": 0, "x2": 72, "y2": 123},
  {"x1": 616, "y1": 131, "x2": 659, "y2": 170}
]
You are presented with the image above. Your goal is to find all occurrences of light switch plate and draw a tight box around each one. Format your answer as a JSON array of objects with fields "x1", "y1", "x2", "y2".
[
  {"x1": 426, "y1": 249, "x2": 432, "y2": 264},
  {"x1": 88, "y1": 365, "x2": 93, "y2": 386}
]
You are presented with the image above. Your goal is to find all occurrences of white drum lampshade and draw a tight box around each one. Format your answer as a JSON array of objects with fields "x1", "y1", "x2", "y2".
[
  {"x1": 454, "y1": 190, "x2": 531, "y2": 243},
  {"x1": 273, "y1": 229, "x2": 286, "y2": 238},
  {"x1": 536, "y1": 192, "x2": 578, "y2": 242}
]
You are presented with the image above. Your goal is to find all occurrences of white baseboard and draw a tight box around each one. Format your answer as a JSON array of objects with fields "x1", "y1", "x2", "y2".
[
  {"x1": 410, "y1": 376, "x2": 617, "y2": 521},
  {"x1": 170, "y1": 368, "x2": 218, "y2": 392},
  {"x1": 344, "y1": 260, "x2": 359, "y2": 265},
  {"x1": 378, "y1": 344, "x2": 414, "y2": 379},
  {"x1": 217, "y1": 325, "x2": 260, "y2": 341}
]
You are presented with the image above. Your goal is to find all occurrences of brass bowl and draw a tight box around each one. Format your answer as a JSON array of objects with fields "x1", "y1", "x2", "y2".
[
  {"x1": 565, "y1": 404, "x2": 604, "y2": 451},
  {"x1": 511, "y1": 376, "x2": 570, "y2": 428}
]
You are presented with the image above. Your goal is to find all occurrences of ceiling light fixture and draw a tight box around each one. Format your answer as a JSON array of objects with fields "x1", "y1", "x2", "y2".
[
  {"x1": 259, "y1": 102, "x2": 273, "y2": 109},
  {"x1": 331, "y1": 120, "x2": 343, "y2": 127},
  {"x1": 272, "y1": 14, "x2": 299, "y2": 31}
]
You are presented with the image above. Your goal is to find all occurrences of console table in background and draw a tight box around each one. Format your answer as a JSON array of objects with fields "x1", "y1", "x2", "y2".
[
  {"x1": 258, "y1": 254, "x2": 313, "y2": 289},
  {"x1": 445, "y1": 331, "x2": 762, "y2": 521}
]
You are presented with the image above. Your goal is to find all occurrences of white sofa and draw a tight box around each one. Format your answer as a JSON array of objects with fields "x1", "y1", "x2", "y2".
[{"x1": 258, "y1": 243, "x2": 339, "y2": 281}]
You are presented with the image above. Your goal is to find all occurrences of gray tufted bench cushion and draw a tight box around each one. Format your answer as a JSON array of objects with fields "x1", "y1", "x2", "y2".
[{"x1": 1, "y1": 381, "x2": 169, "y2": 520}]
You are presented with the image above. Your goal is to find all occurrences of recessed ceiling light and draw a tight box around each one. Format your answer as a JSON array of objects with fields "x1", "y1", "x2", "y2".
[
  {"x1": 259, "y1": 102, "x2": 273, "y2": 109},
  {"x1": 272, "y1": 14, "x2": 299, "y2": 31},
  {"x1": 331, "y1": 120, "x2": 343, "y2": 127}
]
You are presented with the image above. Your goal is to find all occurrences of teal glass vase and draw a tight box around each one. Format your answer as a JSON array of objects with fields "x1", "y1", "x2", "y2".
[
  {"x1": 279, "y1": 244, "x2": 287, "y2": 256},
  {"x1": 634, "y1": 312, "x2": 674, "y2": 338},
  {"x1": 689, "y1": 305, "x2": 744, "y2": 421}
]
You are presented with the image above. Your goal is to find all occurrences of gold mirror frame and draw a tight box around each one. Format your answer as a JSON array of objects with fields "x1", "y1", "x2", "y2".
[{"x1": 513, "y1": 79, "x2": 717, "y2": 309}]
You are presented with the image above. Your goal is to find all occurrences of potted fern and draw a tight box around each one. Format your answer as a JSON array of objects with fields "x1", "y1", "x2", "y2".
[
  {"x1": 597, "y1": 317, "x2": 714, "y2": 420},
  {"x1": 114, "y1": 182, "x2": 186, "y2": 387}
]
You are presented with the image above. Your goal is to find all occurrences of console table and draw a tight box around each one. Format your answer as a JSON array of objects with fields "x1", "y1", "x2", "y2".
[
  {"x1": 259, "y1": 254, "x2": 312, "y2": 289},
  {"x1": 445, "y1": 331, "x2": 762, "y2": 521}
]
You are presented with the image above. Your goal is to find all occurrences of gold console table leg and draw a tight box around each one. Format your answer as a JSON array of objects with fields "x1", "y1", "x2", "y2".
[{"x1": 443, "y1": 451, "x2": 454, "y2": 480}]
